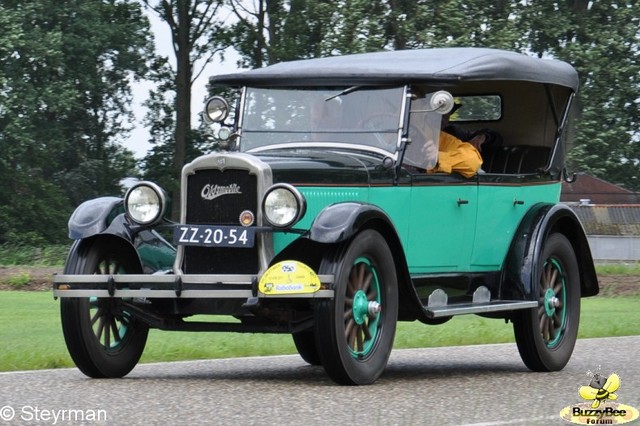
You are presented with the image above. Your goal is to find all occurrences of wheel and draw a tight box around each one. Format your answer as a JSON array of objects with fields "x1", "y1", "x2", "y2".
[
  {"x1": 292, "y1": 329, "x2": 322, "y2": 366},
  {"x1": 315, "y1": 229, "x2": 398, "y2": 385},
  {"x1": 513, "y1": 233, "x2": 580, "y2": 371},
  {"x1": 60, "y1": 239, "x2": 149, "y2": 378}
]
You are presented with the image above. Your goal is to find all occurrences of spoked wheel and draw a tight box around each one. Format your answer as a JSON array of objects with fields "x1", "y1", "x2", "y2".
[
  {"x1": 513, "y1": 233, "x2": 580, "y2": 371},
  {"x1": 315, "y1": 230, "x2": 398, "y2": 385},
  {"x1": 60, "y1": 239, "x2": 149, "y2": 378}
]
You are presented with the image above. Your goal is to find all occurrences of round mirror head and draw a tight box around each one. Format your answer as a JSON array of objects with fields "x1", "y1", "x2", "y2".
[{"x1": 429, "y1": 91, "x2": 455, "y2": 115}]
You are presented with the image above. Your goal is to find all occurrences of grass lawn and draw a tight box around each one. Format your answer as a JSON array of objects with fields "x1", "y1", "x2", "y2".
[{"x1": 0, "y1": 291, "x2": 638, "y2": 372}]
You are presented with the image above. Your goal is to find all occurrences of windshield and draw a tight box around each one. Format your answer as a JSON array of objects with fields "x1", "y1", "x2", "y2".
[
  {"x1": 239, "y1": 87, "x2": 405, "y2": 154},
  {"x1": 403, "y1": 94, "x2": 443, "y2": 171}
]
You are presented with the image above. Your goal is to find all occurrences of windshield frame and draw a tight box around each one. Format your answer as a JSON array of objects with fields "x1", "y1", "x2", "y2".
[{"x1": 236, "y1": 85, "x2": 409, "y2": 159}]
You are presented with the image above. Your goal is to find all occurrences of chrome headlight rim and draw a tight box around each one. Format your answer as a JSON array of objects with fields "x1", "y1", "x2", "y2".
[
  {"x1": 124, "y1": 181, "x2": 167, "y2": 226},
  {"x1": 203, "y1": 96, "x2": 230, "y2": 123},
  {"x1": 262, "y1": 184, "x2": 306, "y2": 229}
]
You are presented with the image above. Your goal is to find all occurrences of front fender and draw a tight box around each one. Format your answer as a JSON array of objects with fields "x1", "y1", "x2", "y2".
[
  {"x1": 68, "y1": 196, "x2": 123, "y2": 240},
  {"x1": 308, "y1": 202, "x2": 391, "y2": 244},
  {"x1": 502, "y1": 203, "x2": 599, "y2": 301},
  {"x1": 305, "y1": 201, "x2": 422, "y2": 321},
  {"x1": 67, "y1": 198, "x2": 175, "y2": 274}
]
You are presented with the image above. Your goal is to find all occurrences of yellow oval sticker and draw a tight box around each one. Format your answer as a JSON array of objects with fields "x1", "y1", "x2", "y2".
[{"x1": 259, "y1": 261, "x2": 321, "y2": 295}]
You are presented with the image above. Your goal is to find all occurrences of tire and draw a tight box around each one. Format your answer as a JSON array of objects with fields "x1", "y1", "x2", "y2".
[
  {"x1": 292, "y1": 329, "x2": 322, "y2": 366},
  {"x1": 513, "y1": 233, "x2": 580, "y2": 371},
  {"x1": 60, "y1": 239, "x2": 149, "y2": 378},
  {"x1": 315, "y1": 229, "x2": 398, "y2": 385}
]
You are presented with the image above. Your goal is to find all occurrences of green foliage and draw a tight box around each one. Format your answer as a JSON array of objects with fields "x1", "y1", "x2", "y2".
[
  {"x1": 0, "y1": 244, "x2": 68, "y2": 266},
  {"x1": 596, "y1": 263, "x2": 640, "y2": 276},
  {"x1": 6, "y1": 272, "x2": 31, "y2": 288},
  {"x1": 521, "y1": 1, "x2": 640, "y2": 190},
  {"x1": 0, "y1": 0, "x2": 154, "y2": 243}
]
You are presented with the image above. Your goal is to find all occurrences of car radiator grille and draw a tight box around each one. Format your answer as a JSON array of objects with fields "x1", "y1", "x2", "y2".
[{"x1": 183, "y1": 169, "x2": 259, "y2": 274}]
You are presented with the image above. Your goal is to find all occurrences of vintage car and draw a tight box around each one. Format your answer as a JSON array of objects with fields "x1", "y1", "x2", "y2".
[{"x1": 53, "y1": 47, "x2": 599, "y2": 385}]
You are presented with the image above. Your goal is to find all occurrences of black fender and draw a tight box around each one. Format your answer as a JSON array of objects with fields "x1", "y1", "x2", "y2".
[
  {"x1": 502, "y1": 203, "x2": 599, "y2": 301},
  {"x1": 68, "y1": 197, "x2": 124, "y2": 239},
  {"x1": 302, "y1": 202, "x2": 423, "y2": 321},
  {"x1": 67, "y1": 197, "x2": 175, "y2": 274},
  {"x1": 63, "y1": 234, "x2": 142, "y2": 274},
  {"x1": 308, "y1": 202, "x2": 395, "y2": 244}
]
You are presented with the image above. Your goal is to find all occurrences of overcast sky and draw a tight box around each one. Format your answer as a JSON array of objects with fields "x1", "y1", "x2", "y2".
[{"x1": 126, "y1": 11, "x2": 241, "y2": 158}]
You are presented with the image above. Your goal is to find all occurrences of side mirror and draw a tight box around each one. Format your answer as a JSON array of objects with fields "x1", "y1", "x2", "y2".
[{"x1": 429, "y1": 91, "x2": 455, "y2": 115}]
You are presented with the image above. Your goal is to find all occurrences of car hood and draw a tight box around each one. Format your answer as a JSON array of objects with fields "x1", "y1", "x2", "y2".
[{"x1": 253, "y1": 148, "x2": 393, "y2": 185}]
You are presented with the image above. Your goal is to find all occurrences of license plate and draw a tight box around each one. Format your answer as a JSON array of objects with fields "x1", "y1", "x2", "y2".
[{"x1": 174, "y1": 225, "x2": 255, "y2": 248}]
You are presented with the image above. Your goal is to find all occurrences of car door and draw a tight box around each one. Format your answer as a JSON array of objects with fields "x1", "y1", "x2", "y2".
[
  {"x1": 405, "y1": 174, "x2": 478, "y2": 273},
  {"x1": 471, "y1": 175, "x2": 561, "y2": 270}
]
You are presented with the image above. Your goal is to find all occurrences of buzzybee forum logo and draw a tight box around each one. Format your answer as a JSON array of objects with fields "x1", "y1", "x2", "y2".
[{"x1": 560, "y1": 368, "x2": 639, "y2": 424}]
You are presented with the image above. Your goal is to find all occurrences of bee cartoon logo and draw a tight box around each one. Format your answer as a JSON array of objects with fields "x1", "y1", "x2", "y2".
[
  {"x1": 579, "y1": 372, "x2": 620, "y2": 408},
  {"x1": 559, "y1": 368, "x2": 639, "y2": 425}
]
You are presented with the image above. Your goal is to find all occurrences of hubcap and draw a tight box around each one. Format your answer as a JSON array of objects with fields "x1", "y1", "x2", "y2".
[{"x1": 352, "y1": 291, "x2": 381, "y2": 325}]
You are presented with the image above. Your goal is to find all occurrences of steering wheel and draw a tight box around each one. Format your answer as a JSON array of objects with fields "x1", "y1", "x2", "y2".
[{"x1": 358, "y1": 113, "x2": 400, "y2": 150}]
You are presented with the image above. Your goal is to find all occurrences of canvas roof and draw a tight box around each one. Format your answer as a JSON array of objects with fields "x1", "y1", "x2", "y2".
[{"x1": 210, "y1": 48, "x2": 579, "y2": 90}]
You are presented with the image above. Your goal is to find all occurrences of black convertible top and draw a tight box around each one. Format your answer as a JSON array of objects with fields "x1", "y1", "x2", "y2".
[{"x1": 210, "y1": 48, "x2": 579, "y2": 91}]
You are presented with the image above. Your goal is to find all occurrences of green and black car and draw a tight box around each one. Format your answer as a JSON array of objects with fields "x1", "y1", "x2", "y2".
[{"x1": 54, "y1": 48, "x2": 599, "y2": 385}]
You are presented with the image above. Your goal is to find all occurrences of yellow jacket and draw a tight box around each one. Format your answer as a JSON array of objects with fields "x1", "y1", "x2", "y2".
[{"x1": 429, "y1": 132, "x2": 483, "y2": 178}]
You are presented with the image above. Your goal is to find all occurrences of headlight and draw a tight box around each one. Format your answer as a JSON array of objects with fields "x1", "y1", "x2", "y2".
[
  {"x1": 203, "y1": 96, "x2": 229, "y2": 123},
  {"x1": 262, "y1": 184, "x2": 306, "y2": 228},
  {"x1": 124, "y1": 182, "x2": 167, "y2": 226}
]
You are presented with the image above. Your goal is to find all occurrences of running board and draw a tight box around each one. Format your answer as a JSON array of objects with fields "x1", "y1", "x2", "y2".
[
  {"x1": 425, "y1": 300, "x2": 538, "y2": 318},
  {"x1": 424, "y1": 287, "x2": 538, "y2": 318}
]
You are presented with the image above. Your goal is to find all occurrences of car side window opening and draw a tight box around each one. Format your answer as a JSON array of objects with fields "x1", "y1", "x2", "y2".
[{"x1": 404, "y1": 92, "x2": 484, "y2": 178}]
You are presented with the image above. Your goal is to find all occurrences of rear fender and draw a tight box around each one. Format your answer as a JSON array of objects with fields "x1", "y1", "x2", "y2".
[{"x1": 502, "y1": 203, "x2": 599, "y2": 301}]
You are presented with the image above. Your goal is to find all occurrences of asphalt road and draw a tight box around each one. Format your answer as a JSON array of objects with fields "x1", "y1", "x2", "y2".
[{"x1": 1, "y1": 336, "x2": 639, "y2": 426}]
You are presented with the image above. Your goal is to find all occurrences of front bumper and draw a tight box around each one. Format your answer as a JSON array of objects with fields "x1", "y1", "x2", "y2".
[{"x1": 53, "y1": 273, "x2": 335, "y2": 299}]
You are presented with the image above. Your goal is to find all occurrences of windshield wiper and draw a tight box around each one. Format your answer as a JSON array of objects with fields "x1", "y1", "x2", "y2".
[{"x1": 325, "y1": 86, "x2": 362, "y2": 101}]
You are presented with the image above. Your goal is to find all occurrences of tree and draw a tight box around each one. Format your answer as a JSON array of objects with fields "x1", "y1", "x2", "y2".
[
  {"x1": 521, "y1": 1, "x2": 640, "y2": 190},
  {"x1": 0, "y1": 0, "x2": 154, "y2": 244},
  {"x1": 141, "y1": 0, "x2": 227, "y2": 219},
  {"x1": 227, "y1": 0, "x2": 341, "y2": 67}
]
